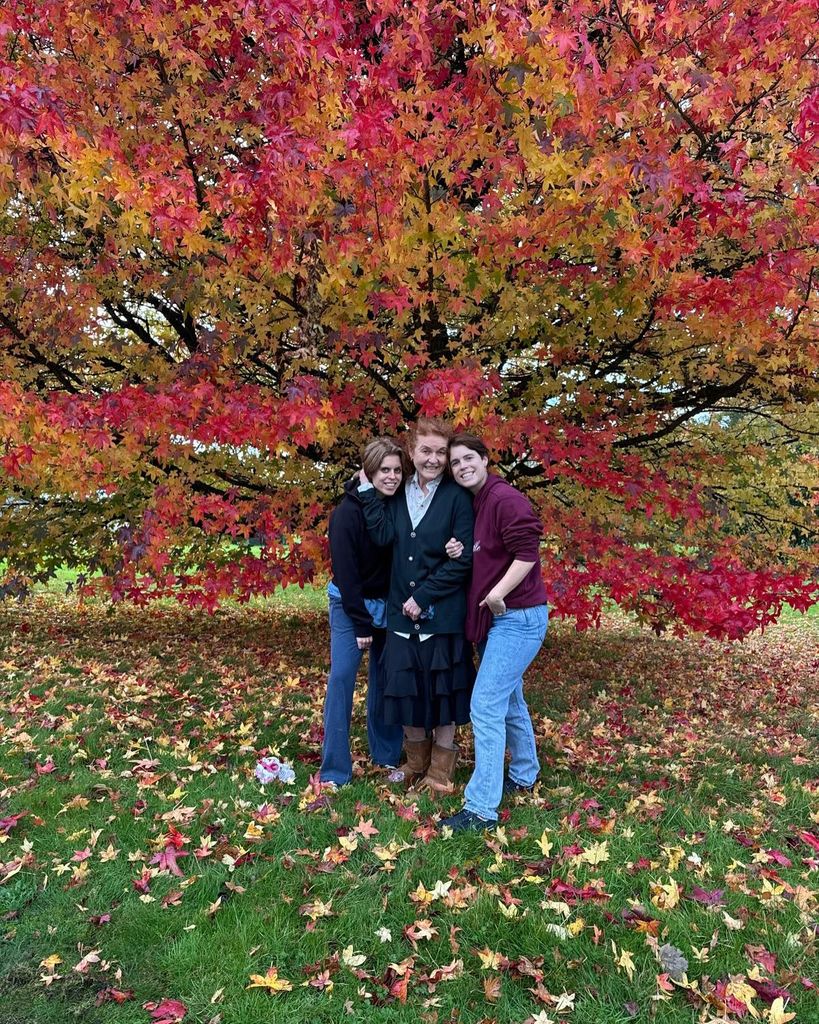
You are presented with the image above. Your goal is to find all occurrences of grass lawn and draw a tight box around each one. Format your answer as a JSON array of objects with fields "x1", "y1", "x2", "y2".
[{"x1": 0, "y1": 597, "x2": 816, "y2": 1024}]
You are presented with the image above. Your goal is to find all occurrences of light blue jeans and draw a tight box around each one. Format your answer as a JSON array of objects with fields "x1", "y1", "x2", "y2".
[
  {"x1": 320, "y1": 595, "x2": 404, "y2": 785},
  {"x1": 463, "y1": 604, "x2": 548, "y2": 821}
]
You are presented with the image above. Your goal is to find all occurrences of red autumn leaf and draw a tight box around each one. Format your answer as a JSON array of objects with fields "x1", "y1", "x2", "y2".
[
  {"x1": 143, "y1": 998, "x2": 187, "y2": 1024},
  {"x1": 748, "y1": 978, "x2": 793, "y2": 1005},
  {"x1": 95, "y1": 987, "x2": 133, "y2": 1005},
  {"x1": 745, "y1": 945, "x2": 778, "y2": 974},
  {"x1": 0, "y1": 812, "x2": 27, "y2": 835},
  {"x1": 688, "y1": 887, "x2": 725, "y2": 907},
  {"x1": 150, "y1": 846, "x2": 187, "y2": 877},
  {"x1": 795, "y1": 830, "x2": 819, "y2": 853}
]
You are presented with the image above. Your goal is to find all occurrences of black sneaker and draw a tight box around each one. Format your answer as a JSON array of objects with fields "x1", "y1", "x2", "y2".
[
  {"x1": 502, "y1": 774, "x2": 535, "y2": 796},
  {"x1": 438, "y1": 808, "x2": 493, "y2": 833}
]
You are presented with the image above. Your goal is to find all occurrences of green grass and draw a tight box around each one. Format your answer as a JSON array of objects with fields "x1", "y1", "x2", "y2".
[{"x1": 0, "y1": 598, "x2": 817, "y2": 1023}]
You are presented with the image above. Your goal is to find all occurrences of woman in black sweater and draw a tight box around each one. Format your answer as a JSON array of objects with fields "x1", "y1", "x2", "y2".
[
  {"x1": 320, "y1": 437, "x2": 406, "y2": 787},
  {"x1": 358, "y1": 418, "x2": 474, "y2": 795}
]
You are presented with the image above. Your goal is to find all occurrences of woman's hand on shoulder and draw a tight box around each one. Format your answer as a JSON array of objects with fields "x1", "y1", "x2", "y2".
[
  {"x1": 358, "y1": 468, "x2": 370, "y2": 486},
  {"x1": 445, "y1": 536, "x2": 464, "y2": 559}
]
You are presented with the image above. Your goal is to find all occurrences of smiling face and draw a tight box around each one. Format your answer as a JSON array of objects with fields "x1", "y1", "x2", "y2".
[
  {"x1": 449, "y1": 443, "x2": 489, "y2": 493},
  {"x1": 371, "y1": 454, "x2": 403, "y2": 497},
  {"x1": 410, "y1": 432, "x2": 449, "y2": 487}
]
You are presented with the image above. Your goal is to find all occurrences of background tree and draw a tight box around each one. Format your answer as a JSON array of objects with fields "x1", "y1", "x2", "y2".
[{"x1": 0, "y1": 0, "x2": 817, "y2": 636}]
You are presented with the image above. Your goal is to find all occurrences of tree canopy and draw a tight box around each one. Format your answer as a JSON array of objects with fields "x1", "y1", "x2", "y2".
[{"x1": 0, "y1": 0, "x2": 817, "y2": 636}]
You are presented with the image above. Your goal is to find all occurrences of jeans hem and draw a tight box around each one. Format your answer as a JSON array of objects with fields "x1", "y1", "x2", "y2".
[
  {"x1": 319, "y1": 773, "x2": 351, "y2": 786},
  {"x1": 463, "y1": 805, "x2": 498, "y2": 822}
]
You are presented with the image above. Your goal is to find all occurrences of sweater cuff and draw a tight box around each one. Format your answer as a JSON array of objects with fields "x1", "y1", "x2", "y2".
[{"x1": 508, "y1": 546, "x2": 541, "y2": 562}]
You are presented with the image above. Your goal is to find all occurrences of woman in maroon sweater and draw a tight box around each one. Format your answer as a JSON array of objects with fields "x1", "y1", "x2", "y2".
[{"x1": 439, "y1": 434, "x2": 549, "y2": 832}]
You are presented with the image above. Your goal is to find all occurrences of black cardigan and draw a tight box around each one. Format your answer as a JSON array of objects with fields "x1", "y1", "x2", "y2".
[
  {"x1": 329, "y1": 479, "x2": 392, "y2": 637},
  {"x1": 359, "y1": 477, "x2": 473, "y2": 635}
]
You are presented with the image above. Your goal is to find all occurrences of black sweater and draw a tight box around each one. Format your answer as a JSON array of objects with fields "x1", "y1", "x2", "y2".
[
  {"x1": 359, "y1": 477, "x2": 473, "y2": 635},
  {"x1": 329, "y1": 479, "x2": 392, "y2": 637}
]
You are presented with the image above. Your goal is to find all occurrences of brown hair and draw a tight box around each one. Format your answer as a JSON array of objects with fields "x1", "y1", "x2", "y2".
[
  {"x1": 361, "y1": 436, "x2": 408, "y2": 479},
  {"x1": 448, "y1": 433, "x2": 490, "y2": 459}
]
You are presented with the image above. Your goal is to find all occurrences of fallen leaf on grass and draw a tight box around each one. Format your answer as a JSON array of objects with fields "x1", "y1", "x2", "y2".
[
  {"x1": 536, "y1": 830, "x2": 554, "y2": 857},
  {"x1": 650, "y1": 877, "x2": 681, "y2": 910},
  {"x1": 144, "y1": 998, "x2": 187, "y2": 1023},
  {"x1": 246, "y1": 967, "x2": 293, "y2": 993},
  {"x1": 612, "y1": 942, "x2": 636, "y2": 982},
  {"x1": 474, "y1": 946, "x2": 506, "y2": 970},
  {"x1": 483, "y1": 974, "x2": 502, "y2": 1002},
  {"x1": 299, "y1": 899, "x2": 333, "y2": 920},
  {"x1": 73, "y1": 949, "x2": 101, "y2": 973},
  {"x1": 95, "y1": 987, "x2": 133, "y2": 1005},
  {"x1": 404, "y1": 919, "x2": 439, "y2": 947},
  {"x1": 689, "y1": 886, "x2": 725, "y2": 907},
  {"x1": 577, "y1": 840, "x2": 609, "y2": 866},
  {"x1": 769, "y1": 996, "x2": 797, "y2": 1024},
  {"x1": 658, "y1": 943, "x2": 689, "y2": 981},
  {"x1": 341, "y1": 946, "x2": 367, "y2": 968}
]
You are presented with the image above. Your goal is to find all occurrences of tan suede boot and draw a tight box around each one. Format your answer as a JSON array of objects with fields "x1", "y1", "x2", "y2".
[
  {"x1": 401, "y1": 737, "x2": 433, "y2": 789},
  {"x1": 413, "y1": 743, "x2": 459, "y2": 797}
]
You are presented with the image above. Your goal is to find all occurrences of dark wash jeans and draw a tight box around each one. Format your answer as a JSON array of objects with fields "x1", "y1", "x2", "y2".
[{"x1": 320, "y1": 595, "x2": 403, "y2": 785}]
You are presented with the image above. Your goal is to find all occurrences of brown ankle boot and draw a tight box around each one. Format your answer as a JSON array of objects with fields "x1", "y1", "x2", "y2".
[
  {"x1": 401, "y1": 737, "x2": 432, "y2": 788},
  {"x1": 414, "y1": 744, "x2": 459, "y2": 797}
]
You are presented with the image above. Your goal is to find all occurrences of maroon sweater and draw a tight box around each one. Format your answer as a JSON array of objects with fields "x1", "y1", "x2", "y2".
[{"x1": 465, "y1": 473, "x2": 548, "y2": 644}]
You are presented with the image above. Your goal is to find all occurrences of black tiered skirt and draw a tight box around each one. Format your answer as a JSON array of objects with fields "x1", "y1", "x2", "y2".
[{"x1": 381, "y1": 632, "x2": 475, "y2": 732}]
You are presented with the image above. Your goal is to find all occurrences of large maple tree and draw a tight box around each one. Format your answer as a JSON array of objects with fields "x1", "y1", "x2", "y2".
[{"x1": 0, "y1": 0, "x2": 817, "y2": 636}]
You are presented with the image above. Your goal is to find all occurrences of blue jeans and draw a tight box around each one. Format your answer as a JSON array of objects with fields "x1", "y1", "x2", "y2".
[
  {"x1": 463, "y1": 605, "x2": 548, "y2": 820},
  {"x1": 320, "y1": 596, "x2": 404, "y2": 785}
]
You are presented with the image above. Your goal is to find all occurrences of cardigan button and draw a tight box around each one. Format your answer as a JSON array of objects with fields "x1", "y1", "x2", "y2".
[
  {"x1": 408, "y1": 556, "x2": 413, "y2": 561},
  {"x1": 410, "y1": 532, "x2": 416, "y2": 537},
  {"x1": 409, "y1": 581, "x2": 416, "y2": 588},
  {"x1": 414, "y1": 623, "x2": 420, "y2": 630}
]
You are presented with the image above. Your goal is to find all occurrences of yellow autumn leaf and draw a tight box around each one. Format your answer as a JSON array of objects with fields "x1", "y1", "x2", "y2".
[
  {"x1": 475, "y1": 946, "x2": 503, "y2": 970},
  {"x1": 246, "y1": 967, "x2": 293, "y2": 993},
  {"x1": 340, "y1": 945, "x2": 366, "y2": 968},
  {"x1": 537, "y1": 830, "x2": 554, "y2": 857},
  {"x1": 662, "y1": 845, "x2": 685, "y2": 871},
  {"x1": 610, "y1": 942, "x2": 634, "y2": 983},
  {"x1": 299, "y1": 899, "x2": 333, "y2": 920},
  {"x1": 650, "y1": 877, "x2": 681, "y2": 910},
  {"x1": 616, "y1": 947, "x2": 636, "y2": 982},
  {"x1": 409, "y1": 881, "x2": 435, "y2": 903},
  {"x1": 373, "y1": 840, "x2": 412, "y2": 862},
  {"x1": 725, "y1": 978, "x2": 759, "y2": 1018},
  {"x1": 768, "y1": 997, "x2": 796, "y2": 1024},
  {"x1": 579, "y1": 840, "x2": 609, "y2": 866}
]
